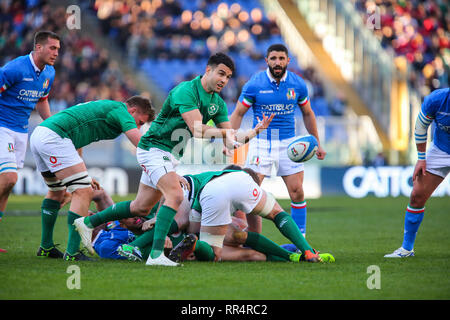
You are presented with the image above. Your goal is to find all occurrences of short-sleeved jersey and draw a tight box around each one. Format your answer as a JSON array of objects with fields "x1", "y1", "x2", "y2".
[
  {"x1": 138, "y1": 76, "x2": 229, "y2": 158},
  {"x1": 0, "y1": 53, "x2": 55, "y2": 133},
  {"x1": 40, "y1": 100, "x2": 137, "y2": 149},
  {"x1": 238, "y1": 69, "x2": 309, "y2": 140},
  {"x1": 185, "y1": 169, "x2": 241, "y2": 213},
  {"x1": 420, "y1": 88, "x2": 450, "y2": 154}
]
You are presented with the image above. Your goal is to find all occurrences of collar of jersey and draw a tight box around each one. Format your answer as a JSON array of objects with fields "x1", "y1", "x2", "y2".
[
  {"x1": 266, "y1": 68, "x2": 288, "y2": 84},
  {"x1": 29, "y1": 52, "x2": 45, "y2": 74}
]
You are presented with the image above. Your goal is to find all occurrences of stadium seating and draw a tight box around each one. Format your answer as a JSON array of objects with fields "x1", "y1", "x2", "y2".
[{"x1": 86, "y1": 0, "x2": 338, "y2": 117}]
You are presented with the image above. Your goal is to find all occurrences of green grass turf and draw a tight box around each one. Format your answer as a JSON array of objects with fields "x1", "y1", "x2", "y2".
[{"x1": 0, "y1": 195, "x2": 449, "y2": 300}]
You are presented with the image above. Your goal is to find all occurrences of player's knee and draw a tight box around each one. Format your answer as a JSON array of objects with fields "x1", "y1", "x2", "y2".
[
  {"x1": 0, "y1": 173, "x2": 18, "y2": 192},
  {"x1": 130, "y1": 200, "x2": 153, "y2": 217},
  {"x1": 232, "y1": 230, "x2": 247, "y2": 244},
  {"x1": 289, "y1": 187, "x2": 304, "y2": 202},
  {"x1": 165, "y1": 188, "x2": 184, "y2": 207},
  {"x1": 409, "y1": 190, "x2": 428, "y2": 208}
]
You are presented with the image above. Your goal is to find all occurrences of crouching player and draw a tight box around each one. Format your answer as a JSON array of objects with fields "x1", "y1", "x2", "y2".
[
  {"x1": 168, "y1": 168, "x2": 335, "y2": 263},
  {"x1": 31, "y1": 97, "x2": 154, "y2": 260}
]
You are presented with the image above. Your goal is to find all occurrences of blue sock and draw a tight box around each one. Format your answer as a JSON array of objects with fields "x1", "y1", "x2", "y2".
[
  {"x1": 0, "y1": 211, "x2": 3, "y2": 220},
  {"x1": 291, "y1": 201, "x2": 306, "y2": 235},
  {"x1": 402, "y1": 206, "x2": 424, "y2": 251}
]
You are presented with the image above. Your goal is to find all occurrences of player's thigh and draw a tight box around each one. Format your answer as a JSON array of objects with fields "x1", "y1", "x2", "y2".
[
  {"x1": 30, "y1": 126, "x2": 83, "y2": 175},
  {"x1": 0, "y1": 127, "x2": 27, "y2": 171},
  {"x1": 411, "y1": 171, "x2": 444, "y2": 205}
]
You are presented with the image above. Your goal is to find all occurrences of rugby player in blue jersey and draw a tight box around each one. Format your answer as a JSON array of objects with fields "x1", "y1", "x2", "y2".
[
  {"x1": 0, "y1": 31, "x2": 59, "y2": 252},
  {"x1": 385, "y1": 88, "x2": 449, "y2": 258},
  {"x1": 230, "y1": 44, "x2": 326, "y2": 239}
]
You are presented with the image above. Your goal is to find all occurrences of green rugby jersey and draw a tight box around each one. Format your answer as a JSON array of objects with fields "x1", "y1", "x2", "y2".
[
  {"x1": 185, "y1": 170, "x2": 240, "y2": 213},
  {"x1": 138, "y1": 76, "x2": 229, "y2": 158},
  {"x1": 40, "y1": 100, "x2": 137, "y2": 149}
]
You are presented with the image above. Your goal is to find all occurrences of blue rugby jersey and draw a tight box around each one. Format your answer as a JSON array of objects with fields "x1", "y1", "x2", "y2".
[
  {"x1": 238, "y1": 68, "x2": 309, "y2": 140},
  {"x1": 93, "y1": 221, "x2": 135, "y2": 260},
  {"x1": 416, "y1": 88, "x2": 450, "y2": 154},
  {"x1": 0, "y1": 53, "x2": 55, "y2": 133}
]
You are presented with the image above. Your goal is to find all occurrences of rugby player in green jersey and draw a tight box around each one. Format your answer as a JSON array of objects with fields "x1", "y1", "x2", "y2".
[
  {"x1": 74, "y1": 53, "x2": 273, "y2": 266},
  {"x1": 30, "y1": 96, "x2": 154, "y2": 260}
]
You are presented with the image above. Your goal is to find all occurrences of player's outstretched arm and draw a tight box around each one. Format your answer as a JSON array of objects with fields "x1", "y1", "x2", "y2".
[{"x1": 235, "y1": 113, "x2": 274, "y2": 144}]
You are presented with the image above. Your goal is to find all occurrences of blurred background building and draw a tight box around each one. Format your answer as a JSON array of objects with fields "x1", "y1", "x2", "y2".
[{"x1": 1, "y1": 0, "x2": 449, "y2": 197}]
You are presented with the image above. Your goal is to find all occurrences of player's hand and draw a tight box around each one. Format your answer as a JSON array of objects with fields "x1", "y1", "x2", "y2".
[
  {"x1": 164, "y1": 236, "x2": 173, "y2": 249},
  {"x1": 224, "y1": 129, "x2": 242, "y2": 150},
  {"x1": 142, "y1": 217, "x2": 156, "y2": 231},
  {"x1": 413, "y1": 160, "x2": 426, "y2": 181},
  {"x1": 222, "y1": 145, "x2": 234, "y2": 157},
  {"x1": 254, "y1": 113, "x2": 275, "y2": 134},
  {"x1": 60, "y1": 191, "x2": 72, "y2": 208},
  {"x1": 91, "y1": 178, "x2": 101, "y2": 190},
  {"x1": 315, "y1": 145, "x2": 327, "y2": 160}
]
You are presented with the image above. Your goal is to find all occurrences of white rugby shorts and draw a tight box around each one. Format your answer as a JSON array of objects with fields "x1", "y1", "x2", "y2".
[
  {"x1": 199, "y1": 171, "x2": 263, "y2": 227},
  {"x1": 245, "y1": 137, "x2": 304, "y2": 177},
  {"x1": 0, "y1": 126, "x2": 28, "y2": 172},
  {"x1": 29, "y1": 126, "x2": 83, "y2": 173},
  {"x1": 137, "y1": 147, "x2": 178, "y2": 189},
  {"x1": 426, "y1": 143, "x2": 450, "y2": 178}
]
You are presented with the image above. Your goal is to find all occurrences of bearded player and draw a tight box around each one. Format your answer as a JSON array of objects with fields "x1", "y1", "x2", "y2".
[{"x1": 230, "y1": 44, "x2": 326, "y2": 240}]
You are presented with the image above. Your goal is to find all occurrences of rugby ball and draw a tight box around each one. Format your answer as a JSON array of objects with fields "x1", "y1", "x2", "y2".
[{"x1": 287, "y1": 135, "x2": 318, "y2": 163}]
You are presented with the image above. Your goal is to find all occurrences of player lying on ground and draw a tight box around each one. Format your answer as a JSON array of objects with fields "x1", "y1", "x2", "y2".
[{"x1": 31, "y1": 96, "x2": 154, "y2": 261}]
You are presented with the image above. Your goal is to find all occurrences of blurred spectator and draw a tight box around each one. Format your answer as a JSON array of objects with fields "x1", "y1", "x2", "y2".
[{"x1": 354, "y1": 0, "x2": 449, "y2": 97}]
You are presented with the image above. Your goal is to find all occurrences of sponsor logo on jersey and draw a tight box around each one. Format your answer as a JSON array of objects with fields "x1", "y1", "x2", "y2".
[
  {"x1": 22, "y1": 77, "x2": 34, "y2": 81},
  {"x1": 259, "y1": 90, "x2": 274, "y2": 93},
  {"x1": 252, "y1": 188, "x2": 259, "y2": 198}
]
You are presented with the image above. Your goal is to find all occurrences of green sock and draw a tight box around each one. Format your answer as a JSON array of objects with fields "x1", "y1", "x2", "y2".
[
  {"x1": 266, "y1": 254, "x2": 289, "y2": 261},
  {"x1": 130, "y1": 220, "x2": 178, "y2": 250},
  {"x1": 193, "y1": 240, "x2": 215, "y2": 261},
  {"x1": 85, "y1": 201, "x2": 133, "y2": 228},
  {"x1": 244, "y1": 231, "x2": 292, "y2": 261},
  {"x1": 40, "y1": 198, "x2": 60, "y2": 249},
  {"x1": 274, "y1": 212, "x2": 313, "y2": 253},
  {"x1": 67, "y1": 211, "x2": 82, "y2": 255},
  {"x1": 150, "y1": 205, "x2": 177, "y2": 259}
]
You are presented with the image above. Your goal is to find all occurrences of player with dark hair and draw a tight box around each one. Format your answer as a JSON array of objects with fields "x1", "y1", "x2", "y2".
[
  {"x1": 74, "y1": 52, "x2": 273, "y2": 266},
  {"x1": 230, "y1": 44, "x2": 326, "y2": 239},
  {"x1": 385, "y1": 88, "x2": 449, "y2": 258},
  {"x1": 0, "y1": 31, "x2": 60, "y2": 224},
  {"x1": 31, "y1": 96, "x2": 154, "y2": 260}
]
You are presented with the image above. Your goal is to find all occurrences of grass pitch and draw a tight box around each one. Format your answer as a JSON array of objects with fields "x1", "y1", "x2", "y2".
[{"x1": 0, "y1": 195, "x2": 449, "y2": 300}]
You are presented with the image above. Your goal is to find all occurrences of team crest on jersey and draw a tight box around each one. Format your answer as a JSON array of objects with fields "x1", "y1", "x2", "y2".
[
  {"x1": 43, "y1": 79, "x2": 49, "y2": 89},
  {"x1": 286, "y1": 88, "x2": 296, "y2": 100},
  {"x1": 7, "y1": 143, "x2": 14, "y2": 153},
  {"x1": 208, "y1": 103, "x2": 218, "y2": 116}
]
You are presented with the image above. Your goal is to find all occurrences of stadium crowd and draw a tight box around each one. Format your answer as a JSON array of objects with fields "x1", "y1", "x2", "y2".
[
  {"x1": 354, "y1": 0, "x2": 449, "y2": 96},
  {"x1": 0, "y1": 0, "x2": 139, "y2": 113},
  {"x1": 84, "y1": 0, "x2": 340, "y2": 116}
]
